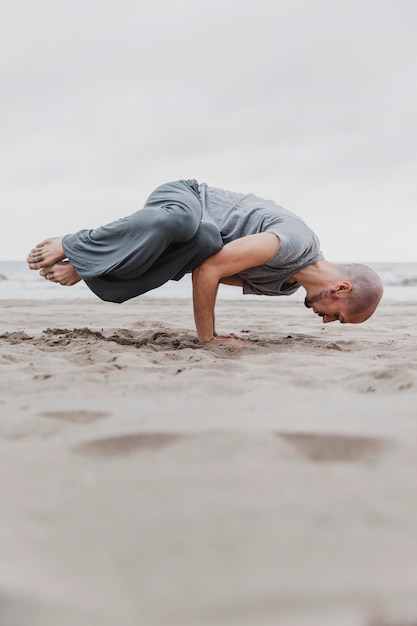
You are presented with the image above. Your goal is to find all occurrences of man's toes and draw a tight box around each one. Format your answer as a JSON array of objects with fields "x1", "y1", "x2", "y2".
[
  {"x1": 29, "y1": 245, "x2": 43, "y2": 255},
  {"x1": 40, "y1": 266, "x2": 54, "y2": 278},
  {"x1": 27, "y1": 250, "x2": 44, "y2": 265}
]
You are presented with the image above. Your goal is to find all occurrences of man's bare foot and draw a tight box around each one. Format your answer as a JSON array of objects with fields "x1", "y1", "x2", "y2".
[
  {"x1": 27, "y1": 237, "x2": 65, "y2": 269},
  {"x1": 40, "y1": 261, "x2": 82, "y2": 286}
]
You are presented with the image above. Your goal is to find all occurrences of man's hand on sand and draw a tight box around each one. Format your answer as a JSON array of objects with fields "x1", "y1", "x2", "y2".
[{"x1": 207, "y1": 333, "x2": 250, "y2": 347}]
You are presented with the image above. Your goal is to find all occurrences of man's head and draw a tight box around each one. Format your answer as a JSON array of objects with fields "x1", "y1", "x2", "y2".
[{"x1": 304, "y1": 263, "x2": 384, "y2": 324}]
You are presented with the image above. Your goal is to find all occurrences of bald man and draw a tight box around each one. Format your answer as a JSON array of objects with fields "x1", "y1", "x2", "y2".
[{"x1": 27, "y1": 179, "x2": 383, "y2": 345}]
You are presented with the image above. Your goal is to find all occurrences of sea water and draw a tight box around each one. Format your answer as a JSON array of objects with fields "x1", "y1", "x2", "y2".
[{"x1": 1, "y1": 261, "x2": 417, "y2": 302}]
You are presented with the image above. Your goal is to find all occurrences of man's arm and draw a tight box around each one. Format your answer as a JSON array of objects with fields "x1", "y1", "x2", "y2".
[
  {"x1": 219, "y1": 275, "x2": 244, "y2": 286},
  {"x1": 192, "y1": 232, "x2": 280, "y2": 344}
]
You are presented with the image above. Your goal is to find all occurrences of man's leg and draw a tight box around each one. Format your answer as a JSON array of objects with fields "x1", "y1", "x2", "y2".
[
  {"x1": 83, "y1": 222, "x2": 222, "y2": 303},
  {"x1": 27, "y1": 180, "x2": 204, "y2": 273},
  {"x1": 27, "y1": 179, "x2": 203, "y2": 277},
  {"x1": 61, "y1": 180, "x2": 204, "y2": 280},
  {"x1": 27, "y1": 179, "x2": 223, "y2": 301}
]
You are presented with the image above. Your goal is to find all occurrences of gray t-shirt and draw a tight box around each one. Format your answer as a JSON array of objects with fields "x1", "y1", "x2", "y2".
[{"x1": 198, "y1": 183, "x2": 323, "y2": 296}]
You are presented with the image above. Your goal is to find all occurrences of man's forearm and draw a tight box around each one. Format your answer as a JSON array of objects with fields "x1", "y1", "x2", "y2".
[
  {"x1": 191, "y1": 233, "x2": 280, "y2": 346},
  {"x1": 192, "y1": 264, "x2": 220, "y2": 343}
]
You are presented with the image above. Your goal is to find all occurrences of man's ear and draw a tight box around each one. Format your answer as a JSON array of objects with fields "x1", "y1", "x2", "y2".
[{"x1": 334, "y1": 281, "x2": 352, "y2": 296}]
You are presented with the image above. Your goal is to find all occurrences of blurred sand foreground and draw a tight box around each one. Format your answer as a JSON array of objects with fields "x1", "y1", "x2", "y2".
[{"x1": 1, "y1": 297, "x2": 417, "y2": 626}]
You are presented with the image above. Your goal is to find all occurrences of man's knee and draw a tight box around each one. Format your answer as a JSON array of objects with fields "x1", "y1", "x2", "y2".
[
  {"x1": 146, "y1": 207, "x2": 196, "y2": 242},
  {"x1": 194, "y1": 222, "x2": 223, "y2": 258},
  {"x1": 144, "y1": 181, "x2": 201, "y2": 236}
]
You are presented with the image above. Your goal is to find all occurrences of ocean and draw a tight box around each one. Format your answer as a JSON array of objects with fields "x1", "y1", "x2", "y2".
[{"x1": 1, "y1": 261, "x2": 417, "y2": 302}]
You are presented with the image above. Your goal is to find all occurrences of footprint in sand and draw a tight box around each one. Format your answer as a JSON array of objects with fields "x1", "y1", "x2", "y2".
[
  {"x1": 40, "y1": 410, "x2": 110, "y2": 424},
  {"x1": 75, "y1": 431, "x2": 389, "y2": 462},
  {"x1": 278, "y1": 432, "x2": 389, "y2": 463},
  {"x1": 74, "y1": 432, "x2": 185, "y2": 457}
]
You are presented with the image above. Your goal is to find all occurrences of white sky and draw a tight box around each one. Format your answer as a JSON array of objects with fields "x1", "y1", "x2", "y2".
[{"x1": 1, "y1": 0, "x2": 416, "y2": 262}]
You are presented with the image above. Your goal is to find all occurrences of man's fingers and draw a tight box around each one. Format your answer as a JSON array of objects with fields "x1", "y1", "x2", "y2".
[{"x1": 208, "y1": 336, "x2": 251, "y2": 347}]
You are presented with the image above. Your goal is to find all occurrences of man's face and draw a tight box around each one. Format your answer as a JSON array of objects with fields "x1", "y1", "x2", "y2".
[{"x1": 304, "y1": 288, "x2": 369, "y2": 324}]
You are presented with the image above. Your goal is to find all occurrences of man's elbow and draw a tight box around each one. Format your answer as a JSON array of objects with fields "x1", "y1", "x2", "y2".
[{"x1": 192, "y1": 260, "x2": 220, "y2": 285}]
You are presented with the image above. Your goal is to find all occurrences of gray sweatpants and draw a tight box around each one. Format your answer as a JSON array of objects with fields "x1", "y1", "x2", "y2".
[{"x1": 62, "y1": 180, "x2": 223, "y2": 303}]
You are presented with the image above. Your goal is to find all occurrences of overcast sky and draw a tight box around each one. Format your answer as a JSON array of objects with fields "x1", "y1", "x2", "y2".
[{"x1": 1, "y1": 0, "x2": 416, "y2": 262}]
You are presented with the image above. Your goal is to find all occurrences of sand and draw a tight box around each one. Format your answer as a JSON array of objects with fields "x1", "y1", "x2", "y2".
[{"x1": 1, "y1": 297, "x2": 417, "y2": 626}]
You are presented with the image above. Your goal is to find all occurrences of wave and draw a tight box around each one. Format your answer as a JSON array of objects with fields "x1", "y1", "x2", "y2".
[{"x1": 1, "y1": 261, "x2": 417, "y2": 301}]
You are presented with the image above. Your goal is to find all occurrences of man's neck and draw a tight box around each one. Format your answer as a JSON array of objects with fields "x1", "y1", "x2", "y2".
[{"x1": 290, "y1": 260, "x2": 341, "y2": 292}]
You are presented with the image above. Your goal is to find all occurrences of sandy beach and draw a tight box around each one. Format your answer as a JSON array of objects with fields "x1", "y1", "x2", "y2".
[{"x1": 1, "y1": 297, "x2": 417, "y2": 626}]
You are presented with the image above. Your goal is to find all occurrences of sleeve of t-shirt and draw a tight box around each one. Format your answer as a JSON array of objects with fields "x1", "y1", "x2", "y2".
[
  {"x1": 264, "y1": 219, "x2": 315, "y2": 268},
  {"x1": 239, "y1": 213, "x2": 322, "y2": 296}
]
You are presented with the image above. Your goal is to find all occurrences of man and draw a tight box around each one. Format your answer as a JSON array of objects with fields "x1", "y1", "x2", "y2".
[{"x1": 27, "y1": 179, "x2": 383, "y2": 346}]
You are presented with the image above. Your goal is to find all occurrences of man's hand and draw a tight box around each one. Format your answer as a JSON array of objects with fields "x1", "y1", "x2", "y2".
[
  {"x1": 192, "y1": 232, "x2": 280, "y2": 344},
  {"x1": 207, "y1": 335, "x2": 250, "y2": 347},
  {"x1": 208, "y1": 332, "x2": 251, "y2": 347}
]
